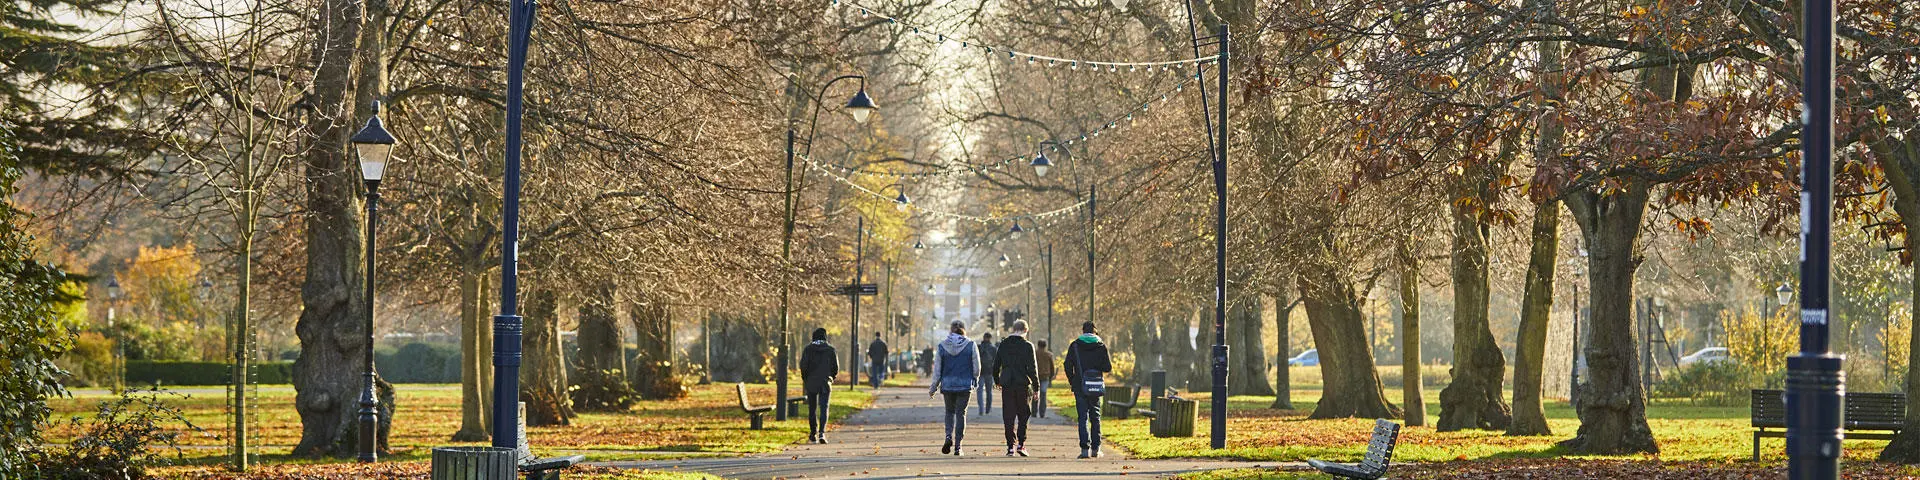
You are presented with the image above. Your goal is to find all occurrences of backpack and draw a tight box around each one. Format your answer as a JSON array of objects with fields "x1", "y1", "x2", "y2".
[{"x1": 1076, "y1": 342, "x2": 1106, "y2": 396}]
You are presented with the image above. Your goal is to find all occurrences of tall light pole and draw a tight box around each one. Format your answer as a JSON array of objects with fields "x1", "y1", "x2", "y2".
[
  {"x1": 106, "y1": 276, "x2": 122, "y2": 391},
  {"x1": 1786, "y1": 0, "x2": 1842, "y2": 473},
  {"x1": 492, "y1": 0, "x2": 536, "y2": 451},
  {"x1": 849, "y1": 216, "x2": 864, "y2": 391},
  {"x1": 782, "y1": 75, "x2": 877, "y2": 416},
  {"x1": 1569, "y1": 248, "x2": 1586, "y2": 407},
  {"x1": 350, "y1": 104, "x2": 394, "y2": 463}
]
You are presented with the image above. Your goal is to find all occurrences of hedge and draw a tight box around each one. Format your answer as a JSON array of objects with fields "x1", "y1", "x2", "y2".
[{"x1": 125, "y1": 361, "x2": 294, "y2": 386}]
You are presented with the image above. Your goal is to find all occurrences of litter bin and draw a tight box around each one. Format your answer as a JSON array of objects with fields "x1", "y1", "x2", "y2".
[{"x1": 431, "y1": 446, "x2": 516, "y2": 480}]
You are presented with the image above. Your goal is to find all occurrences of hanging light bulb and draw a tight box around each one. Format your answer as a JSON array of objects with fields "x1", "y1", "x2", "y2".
[
  {"x1": 1031, "y1": 151, "x2": 1053, "y2": 177},
  {"x1": 1010, "y1": 221, "x2": 1025, "y2": 239}
]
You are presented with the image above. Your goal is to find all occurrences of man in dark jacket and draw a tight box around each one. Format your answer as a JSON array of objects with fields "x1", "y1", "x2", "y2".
[
  {"x1": 993, "y1": 320, "x2": 1039, "y2": 456},
  {"x1": 798, "y1": 328, "x2": 838, "y2": 444},
  {"x1": 1062, "y1": 321, "x2": 1112, "y2": 458},
  {"x1": 867, "y1": 333, "x2": 889, "y2": 388},
  {"x1": 976, "y1": 332, "x2": 999, "y2": 415}
]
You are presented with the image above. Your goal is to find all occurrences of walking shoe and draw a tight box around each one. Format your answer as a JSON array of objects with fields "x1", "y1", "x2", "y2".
[
  {"x1": 1092, "y1": 447, "x2": 1103, "y2": 458},
  {"x1": 817, "y1": 436, "x2": 830, "y2": 444},
  {"x1": 941, "y1": 440, "x2": 952, "y2": 455},
  {"x1": 953, "y1": 446, "x2": 964, "y2": 456},
  {"x1": 1006, "y1": 448, "x2": 1015, "y2": 457},
  {"x1": 1016, "y1": 445, "x2": 1029, "y2": 457},
  {"x1": 1077, "y1": 449, "x2": 1090, "y2": 459}
]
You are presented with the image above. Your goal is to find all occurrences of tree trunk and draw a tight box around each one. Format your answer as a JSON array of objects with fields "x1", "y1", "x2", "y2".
[
  {"x1": 1271, "y1": 291, "x2": 1294, "y2": 409},
  {"x1": 630, "y1": 294, "x2": 685, "y2": 400},
  {"x1": 573, "y1": 282, "x2": 631, "y2": 411},
  {"x1": 521, "y1": 289, "x2": 571, "y2": 426},
  {"x1": 452, "y1": 270, "x2": 490, "y2": 441},
  {"x1": 1872, "y1": 131, "x2": 1920, "y2": 462},
  {"x1": 1162, "y1": 315, "x2": 1193, "y2": 391},
  {"x1": 1509, "y1": 200, "x2": 1561, "y2": 436},
  {"x1": 1192, "y1": 309, "x2": 1216, "y2": 392},
  {"x1": 1558, "y1": 183, "x2": 1659, "y2": 454},
  {"x1": 1437, "y1": 199, "x2": 1513, "y2": 432},
  {"x1": 1131, "y1": 318, "x2": 1153, "y2": 384},
  {"x1": 1397, "y1": 238, "x2": 1426, "y2": 426},
  {"x1": 290, "y1": 0, "x2": 365, "y2": 455},
  {"x1": 1299, "y1": 267, "x2": 1401, "y2": 420},
  {"x1": 1231, "y1": 294, "x2": 1274, "y2": 396}
]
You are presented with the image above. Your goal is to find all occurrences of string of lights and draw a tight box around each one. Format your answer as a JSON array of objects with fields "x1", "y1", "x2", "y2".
[
  {"x1": 800, "y1": 154, "x2": 1090, "y2": 224},
  {"x1": 832, "y1": 0, "x2": 1219, "y2": 72}
]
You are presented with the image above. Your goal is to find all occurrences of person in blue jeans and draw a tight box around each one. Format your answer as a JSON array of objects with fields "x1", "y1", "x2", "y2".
[
  {"x1": 976, "y1": 332, "x2": 998, "y2": 415},
  {"x1": 798, "y1": 328, "x2": 839, "y2": 444},
  {"x1": 929, "y1": 320, "x2": 981, "y2": 456},
  {"x1": 1062, "y1": 321, "x2": 1111, "y2": 459}
]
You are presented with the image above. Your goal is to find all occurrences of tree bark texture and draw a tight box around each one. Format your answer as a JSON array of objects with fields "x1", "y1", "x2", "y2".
[
  {"x1": 573, "y1": 282, "x2": 632, "y2": 411},
  {"x1": 1508, "y1": 200, "x2": 1561, "y2": 436},
  {"x1": 1559, "y1": 183, "x2": 1659, "y2": 454},
  {"x1": 1163, "y1": 315, "x2": 1194, "y2": 392},
  {"x1": 1871, "y1": 129, "x2": 1920, "y2": 462},
  {"x1": 1231, "y1": 294, "x2": 1274, "y2": 396},
  {"x1": 521, "y1": 289, "x2": 571, "y2": 426},
  {"x1": 1299, "y1": 261, "x2": 1401, "y2": 420},
  {"x1": 290, "y1": 0, "x2": 365, "y2": 455},
  {"x1": 1397, "y1": 238, "x2": 1425, "y2": 426},
  {"x1": 1130, "y1": 319, "x2": 1154, "y2": 384},
  {"x1": 1438, "y1": 200, "x2": 1513, "y2": 432},
  {"x1": 1272, "y1": 291, "x2": 1294, "y2": 410},
  {"x1": 452, "y1": 271, "x2": 491, "y2": 441},
  {"x1": 629, "y1": 295, "x2": 685, "y2": 400}
]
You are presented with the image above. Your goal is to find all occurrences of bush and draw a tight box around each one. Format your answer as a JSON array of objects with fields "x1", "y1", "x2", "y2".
[
  {"x1": 125, "y1": 361, "x2": 293, "y2": 386},
  {"x1": 0, "y1": 124, "x2": 79, "y2": 472},
  {"x1": 57, "y1": 331, "x2": 117, "y2": 387},
  {"x1": 375, "y1": 341, "x2": 460, "y2": 384},
  {"x1": 1723, "y1": 308, "x2": 1796, "y2": 388},
  {"x1": 28, "y1": 390, "x2": 196, "y2": 479},
  {"x1": 1653, "y1": 361, "x2": 1750, "y2": 406}
]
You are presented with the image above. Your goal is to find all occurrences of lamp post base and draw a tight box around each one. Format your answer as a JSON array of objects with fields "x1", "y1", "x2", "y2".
[
  {"x1": 357, "y1": 372, "x2": 379, "y2": 463},
  {"x1": 1785, "y1": 353, "x2": 1844, "y2": 480}
]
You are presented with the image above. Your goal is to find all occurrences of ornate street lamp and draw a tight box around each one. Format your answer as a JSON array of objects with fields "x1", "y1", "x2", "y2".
[
  {"x1": 1009, "y1": 220, "x2": 1024, "y2": 239},
  {"x1": 895, "y1": 192, "x2": 911, "y2": 212},
  {"x1": 349, "y1": 104, "x2": 394, "y2": 463},
  {"x1": 1031, "y1": 151, "x2": 1052, "y2": 178},
  {"x1": 998, "y1": 254, "x2": 1010, "y2": 268},
  {"x1": 779, "y1": 74, "x2": 877, "y2": 419}
]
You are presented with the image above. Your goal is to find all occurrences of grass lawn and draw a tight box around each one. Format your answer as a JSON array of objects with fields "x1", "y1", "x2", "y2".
[
  {"x1": 46, "y1": 382, "x2": 872, "y2": 477},
  {"x1": 1043, "y1": 381, "x2": 1898, "y2": 466}
]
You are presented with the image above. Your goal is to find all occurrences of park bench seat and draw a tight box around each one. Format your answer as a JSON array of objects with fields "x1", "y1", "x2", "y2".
[
  {"x1": 1307, "y1": 419, "x2": 1400, "y2": 480},
  {"x1": 736, "y1": 383, "x2": 775, "y2": 430},
  {"x1": 1105, "y1": 386, "x2": 1142, "y2": 420},
  {"x1": 519, "y1": 454, "x2": 584, "y2": 480},
  {"x1": 1751, "y1": 389, "x2": 1905, "y2": 460}
]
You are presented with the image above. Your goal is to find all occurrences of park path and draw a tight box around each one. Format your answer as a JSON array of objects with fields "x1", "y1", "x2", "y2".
[{"x1": 600, "y1": 383, "x2": 1261, "y2": 479}]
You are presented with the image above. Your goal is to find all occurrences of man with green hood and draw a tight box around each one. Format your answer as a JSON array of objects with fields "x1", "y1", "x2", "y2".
[{"x1": 1062, "y1": 320, "x2": 1112, "y2": 459}]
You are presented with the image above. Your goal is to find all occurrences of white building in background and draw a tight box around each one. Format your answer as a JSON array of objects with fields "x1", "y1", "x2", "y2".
[{"x1": 923, "y1": 265, "x2": 994, "y2": 344}]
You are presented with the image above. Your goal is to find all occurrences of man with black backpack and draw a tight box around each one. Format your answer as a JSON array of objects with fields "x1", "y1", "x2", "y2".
[
  {"x1": 1062, "y1": 321, "x2": 1112, "y2": 459},
  {"x1": 992, "y1": 320, "x2": 1039, "y2": 457},
  {"x1": 977, "y1": 332, "x2": 998, "y2": 415}
]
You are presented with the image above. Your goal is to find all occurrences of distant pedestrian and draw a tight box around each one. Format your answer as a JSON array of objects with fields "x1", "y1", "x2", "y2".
[
  {"x1": 977, "y1": 332, "x2": 998, "y2": 415},
  {"x1": 929, "y1": 321, "x2": 980, "y2": 456},
  {"x1": 1035, "y1": 340, "x2": 1055, "y2": 418},
  {"x1": 1063, "y1": 321, "x2": 1112, "y2": 459},
  {"x1": 994, "y1": 321, "x2": 1039, "y2": 457},
  {"x1": 868, "y1": 333, "x2": 889, "y2": 388},
  {"x1": 799, "y1": 328, "x2": 838, "y2": 444},
  {"x1": 918, "y1": 347, "x2": 934, "y2": 375}
]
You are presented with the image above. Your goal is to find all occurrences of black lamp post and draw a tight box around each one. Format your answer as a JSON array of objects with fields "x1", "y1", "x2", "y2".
[
  {"x1": 780, "y1": 75, "x2": 876, "y2": 418},
  {"x1": 492, "y1": 0, "x2": 535, "y2": 450},
  {"x1": 350, "y1": 103, "x2": 394, "y2": 464},
  {"x1": 1787, "y1": 0, "x2": 1841, "y2": 474},
  {"x1": 1569, "y1": 248, "x2": 1586, "y2": 406},
  {"x1": 107, "y1": 276, "x2": 122, "y2": 390}
]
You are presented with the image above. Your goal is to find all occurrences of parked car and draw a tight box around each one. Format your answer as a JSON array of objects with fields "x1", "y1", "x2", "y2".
[
  {"x1": 1679, "y1": 347, "x2": 1733, "y2": 367},
  {"x1": 1287, "y1": 349, "x2": 1320, "y2": 367}
]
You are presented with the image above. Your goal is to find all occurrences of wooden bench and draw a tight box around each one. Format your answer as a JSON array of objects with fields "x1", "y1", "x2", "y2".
[
  {"x1": 519, "y1": 454, "x2": 585, "y2": 480},
  {"x1": 1138, "y1": 388, "x2": 1177, "y2": 420},
  {"x1": 1104, "y1": 386, "x2": 1142, "y2": 420},
  {"x1": 1307, "y1": 419, "x2": 1400, "y2": 480},
  {"x1": 1751, "y1": 389, "x2": 1905, "y2": 460},
  {"x1": 736, "y1": 383, "x2": 776, "y2": 429}
]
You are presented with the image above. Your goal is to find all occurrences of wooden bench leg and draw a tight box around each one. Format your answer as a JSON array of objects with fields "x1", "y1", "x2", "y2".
[{"x1": 751, "y1": 413, "x2": 765, "y2": 430}]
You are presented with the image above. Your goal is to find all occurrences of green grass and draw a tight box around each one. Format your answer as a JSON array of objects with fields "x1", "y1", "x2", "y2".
[{"x1": 1043, "y1": 380, "x2": 1884, "y2": 464}]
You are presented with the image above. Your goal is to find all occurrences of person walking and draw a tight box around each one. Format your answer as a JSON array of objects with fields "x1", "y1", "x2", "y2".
[
  {"x1": 1063, "y1": 321, "x2": 1112, "y2": 459},
  {"x1": 1035, "y1": 340, "x2": 1055, "y2": 418},
  {"x1": 977, "y1": 332, "x2": 998, "y2": 415},
  {"x1": 993, "y1": 321, "x2": 1040, "y2": 457},
  {"x1": 929, "y1": 321, "x2": 980, "y2": 456},
  {"x1": 799, "y1": 328, "x2": 838, "y2": 444},
  {"x1": 867, "y1": 333, "x2": 889, "y2": 388},
  {"x1": 918, "y1": 346, "x2": 934, "y2": 375}
]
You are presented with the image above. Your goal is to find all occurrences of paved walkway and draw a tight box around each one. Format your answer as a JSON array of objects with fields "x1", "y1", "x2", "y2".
[{"x1": 601, "y1": 386, "x2": 1260, "y2": 479}]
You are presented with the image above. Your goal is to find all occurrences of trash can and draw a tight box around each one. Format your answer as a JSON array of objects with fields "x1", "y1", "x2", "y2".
[{"x1": 431, "y1": 446, "x2": 516, "y2": 480}]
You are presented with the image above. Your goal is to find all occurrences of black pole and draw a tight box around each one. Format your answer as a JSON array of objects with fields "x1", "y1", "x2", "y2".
[
  {"x1": 358, "y1": 184, "x2": 380, "y2": 463},
  {"x1": 1046, "y1": 243, "x2": 1054, "y2": 347},
  {"x1": 1208, "y1": 23, "x2": 1231, "y2": 450},
  {"x1": 851, "y1": 216, "x2": 863, "y2": 390},
  {"x1": 1786, "y1": 0, "x2": 1842, "y2": 474},
  {"x1": 1569, "y1": 277, "x2": 1581, "y2": 407},
  {"x1": 491, "y1": 0, "x2": 534, "y2": 452},
  {"x1": 778, "y1": 129, "x2": 795, "y2": 421},
  {"x1": 1087, "y1": 186, "x2": 1096, "y2": 329}
]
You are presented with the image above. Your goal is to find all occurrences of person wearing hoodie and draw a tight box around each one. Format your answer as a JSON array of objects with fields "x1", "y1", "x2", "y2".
[
  {"x1": 993, "y1": 320, "x2": 1040, "y2": 457},
  {"x1": 976, "y1": 332, "x2": 998, "y2": 415},
  {"x1": 928, "y1": 320, "x2": 980, "y2": 456},
  {"x1": 1035, "y1": 340, "x2": 1055, "y2": 418},
  {"x1": 1062, "y1": 321, "x2": 1113, "y2": 459},
  {"x1": 798, "y1": 328, "x2": 839, "y2": 444}
]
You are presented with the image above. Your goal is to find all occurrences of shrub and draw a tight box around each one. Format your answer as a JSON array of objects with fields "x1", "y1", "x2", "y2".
[
  {"x1": 27, "y1": 390, "x2": 196, "y2": 479},
  {"x1": 1723, "y1": 308, "x2": 1796, "y2": 388},
  {"x1": 375, "y1": 341, "x2": 460, "y2": 384},
  {"x1": 125, "y1": 361, "x2": 293, "y2": 386},
  {"x1": 0, "y1": 123, "x2": 79, "y2": 473},
  {"x1": 57, "y1": 331, "x2": 117, "y2": 387},
  {"x1": 1653, "y1": 361, "x2": 1750, "y2": 406}
]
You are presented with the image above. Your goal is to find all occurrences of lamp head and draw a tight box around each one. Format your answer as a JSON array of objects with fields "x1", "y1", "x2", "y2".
[
  {"x1": 1112, "y1": 0, "x2": 1130, "y2": 11},
  {"x1": 107, "y1": 276, "x2": 122, "y2": 300},
  {"x1": 1776, "y1": 284, "x2": 1793, "y2": 305},
  {"x1": 350, "y1": 108, "x2": 396, "y2": 184},
  {"x1": 845, "y1": 88, "x2": 878, "y2": 124},
  {"x1": 1031, "y1": 152, "x2": 1052, "y2": 177},
  {"x1": 1009, "y1": 221, "x2": 1024, "y2": 239},
  {"x1": 998, "y1": 254, "x2": 1010, "y2": 268},
  {"x1": 895, "y1": 192, "x2": 911, "y2": 212}
]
